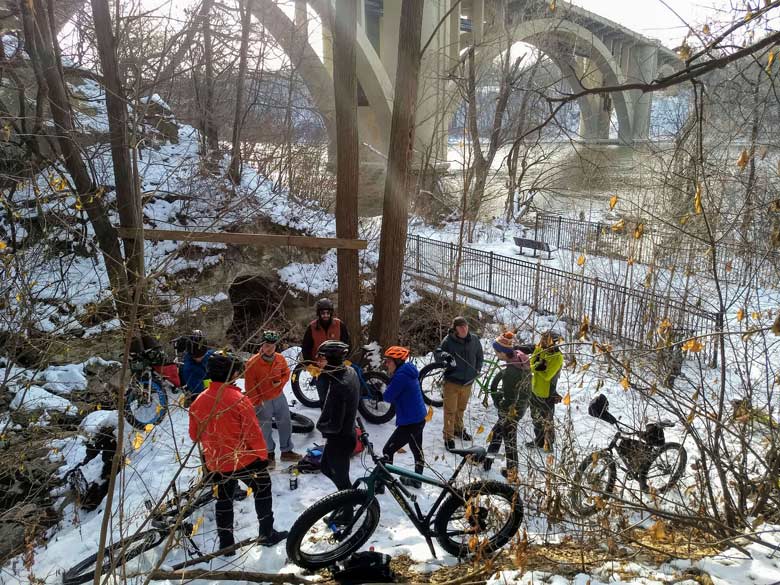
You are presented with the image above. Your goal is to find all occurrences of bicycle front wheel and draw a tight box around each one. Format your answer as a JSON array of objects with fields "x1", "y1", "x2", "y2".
[
  {"x1": 418, "y1": 363, "x2": 446, "y2": 407},
  {"x1": 62, "y1": 529, "x2": 165, "y2": 585},
  {"x1": 286, "y1": 489, "x2": 380, "y2": 570},
  {"x1": 290, "y1": 363, "x2": 321, "y2": 408},
  {"x1": 644, "y1": 442, "x2": 687, "y2": 493},
  {"x1": 125, "y1": 376, "x2": 168, "y2": 429},
  {"x1": 358, "y1": 371, "x2": 395, "y2": 424},
  {"x1": 434, "y1": 480, "x2": 523, "y2": 558},
  {"x1": 570, "y1": 450, "x2": 617, "y2": 517}
]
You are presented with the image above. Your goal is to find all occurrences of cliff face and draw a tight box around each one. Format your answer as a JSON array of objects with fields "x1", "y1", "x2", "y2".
[{"x1": 0, "y1": 0, "x2": 83, "y2": 33}]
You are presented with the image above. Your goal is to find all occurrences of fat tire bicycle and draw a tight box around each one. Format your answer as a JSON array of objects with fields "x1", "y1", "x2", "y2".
[
  {"x1": 570, "y1": 401, "x2": 687, "y2": 516},
  {"x1": 418, "y1": 355, "x2": 503, "y2": 408},
  {"x1": 124, "y1": 345, "x2": 181, "y2": 430},
  {"x1": 285, "y1": 418, "x2": 524, "y2": 569},
  {"x1": 62, "y1": 479, "x2": 226, "y2": 585},
  {"x1": 290, "y1": 350, "x2": 394, "y2": 425}
]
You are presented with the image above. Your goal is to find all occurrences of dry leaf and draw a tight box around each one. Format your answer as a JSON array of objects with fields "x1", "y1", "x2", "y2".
[
  {"x1": 678, "y1": 43, "x2": 691, "y2": 60},
  {"x1": 609, "y1": 194, "x2": 618, "y2": 210},
  {"x1": 611, "y1": 218, "x2": 625, "y2": 232},
  {"x1": 702, "y1": 23, "x2": 710, "y2": 35},
  {"x1": 736, "y1": 149, "x2": 750, "y2": 170},
  {"x1": 190, "y1": 516, "x2": 204, "y2": 537},
  {"x1": 578, "y1": 315, "x2": 590, "y2": 340},
  {"x1": 751, "y1": 311, "x2": 760, "y2": 320},
  {"x1": 549, "y1": 0, "x2": 556, "y2": 11},
  {"x1": 581, "y1": 363, "x2": 591, "y2": 372},
  {"x1": 246, "y1": 487, "x2": 253, "y2": 496},
  {"x1": 144, "y1": 424, "x2": 154, "y2": 432},
  {"x1": 772, "y1": 313, "x2": 780, "y2": 336},
  {"x1": 649, "y1": 520, "x2": 667, "y2": 541},
  {"x1": 132, "y1": 433, "x2": 144, "y2": 450},
  {"x1": 476, "y1": 425, "x2": 485, "y2": 434},
  {"x1": 725, "y1": 260, "x2": 733, "y2": 273},
  {"x1": 768, "y1": 50, "x2": 776, "y2": 73},
  {"x1": 577, "y1": 254, "x2": 586, "y2": 266},
  {"x1": 737, "y1": 308, "x2": 745, "y2": 322},
  {"x1": 694, "y1": 183, "x2": 703, "y2": 214},
  {"x1": 562, "y1": 392, "x2": 571, "y2": 406},
  {"x1": 634, "y1": 223, "x2": 644, "y2": 240},
  {"x1": 425, "y1": 405, "x2": 434, "y2": 422},
  {"x1": 682, "y1": 338, "x2": 704, "y2": 352},
  {"x1": 620, "y1": 377, "x2": 630, "y2": 390},
  {"x1": 680, "y1": 213, "x2": 690, "y2": 225}
]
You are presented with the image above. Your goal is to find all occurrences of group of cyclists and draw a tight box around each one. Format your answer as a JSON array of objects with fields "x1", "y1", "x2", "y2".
[{"x1": 183, "y1": 298, "x2": 564, "y2": 553}]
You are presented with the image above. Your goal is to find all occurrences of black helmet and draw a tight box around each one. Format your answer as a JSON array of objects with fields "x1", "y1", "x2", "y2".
[
  {"x1": 189, "y1": 330, "x2": 208, "y2": 358},
  {"x1": 261, "y1": 330, "x2": 280, "y2": 344},
  {"x1": 316, "y1": 340, "x2": 350, "y2": 364},
  {"x1": 207, "y1": 351, "x2": 244, "y2": 383},
  {"x1": 316, "y1": 298, "x2": 334, "y2": 314}
]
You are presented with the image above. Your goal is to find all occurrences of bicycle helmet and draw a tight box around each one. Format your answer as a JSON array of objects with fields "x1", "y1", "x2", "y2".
[
  {"x1": 189, "y1": 330, "x2": 208, "y2": 358},
  {"x1": 384, "y1": 346, "x2": 410, "y2": 361},
  {"x1": 207, "y1": 351, "x2": 244, "y2": 383},
  {"x1": 261, "y1": 330, "x2": 280, "y2": 344},
  {"x1": 316, "y1": 298, "x2": 334, "y2": 314},
  {"x1": 316, "y1": 340, "x2": 350, "y2": 365}
]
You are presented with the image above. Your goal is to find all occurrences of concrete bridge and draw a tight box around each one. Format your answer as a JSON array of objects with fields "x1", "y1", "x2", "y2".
[{"x1": 2, "y1": 0, "x2": 681, "y2": 190}]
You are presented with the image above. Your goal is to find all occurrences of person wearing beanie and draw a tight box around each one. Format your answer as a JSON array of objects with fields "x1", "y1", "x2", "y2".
[
  {"x1": 180, "y1": 330, "x2": 215, "y2": 400},
  {"x1": 244, "y1": 331, "x2": 301, "y2": 470},
  {"x1": 381, "y1": 346, "x2": 427, "y2": 488},
  {"x1": 188, "y1": 352, "x2": 288, "y2": 552},
  {"x1": 486, "y1": 331, "x2": 531, "y2": 479},
  {"x1": 435, "y1": 316, "x2": 484, "y2": 450}
]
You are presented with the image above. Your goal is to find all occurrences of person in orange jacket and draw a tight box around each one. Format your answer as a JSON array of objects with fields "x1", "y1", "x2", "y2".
[
  {"x1": 244, "y1": 331, "x2": 300, "y2": 469},
  {"x1": 188, "y1": 351, "x2": 287, "y2": 552}
]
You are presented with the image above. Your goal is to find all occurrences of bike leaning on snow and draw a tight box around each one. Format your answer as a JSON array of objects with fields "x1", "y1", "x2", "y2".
[{"x1": 285, "y1": 417, "x2": 524, "y2": 569}]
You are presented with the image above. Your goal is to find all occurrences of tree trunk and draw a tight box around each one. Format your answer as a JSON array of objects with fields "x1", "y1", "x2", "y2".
[
  {"x1": 228, "y1": 0, "x2": 251, "y2": 183},
  {"x1": 368, "y1": 0, "x2": 424, "y2": 347},
  {"x1": 18, "y1": 0, "x2": 130, "y2": 318},
  {"x1": 333, "y1": 0, "x2": 361, "y2": 345},
  {"x1": 90, "y1": 0, "x2": 145, "y2": 314},
  {"x1": 202, "y1": 5, "x2": 219, "y2": 159}
]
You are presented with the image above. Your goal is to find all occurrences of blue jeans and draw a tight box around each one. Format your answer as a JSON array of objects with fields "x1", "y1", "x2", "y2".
[{"x1": 255, "y1": 393, "x2": 293, "y2": 454}]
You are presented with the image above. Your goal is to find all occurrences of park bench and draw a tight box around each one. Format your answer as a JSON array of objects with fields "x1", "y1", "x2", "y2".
[{"x1": 514, "y1": 236, "x2": 553, "y2": 259}]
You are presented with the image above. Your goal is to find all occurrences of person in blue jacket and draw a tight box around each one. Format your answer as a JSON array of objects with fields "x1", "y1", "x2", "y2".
[
  {"x1": 179, "y1": 330, "x2": 215, "y2": 400},
  {"x1": 381, "y1": 346, "x2": 427, "y2": 488}
]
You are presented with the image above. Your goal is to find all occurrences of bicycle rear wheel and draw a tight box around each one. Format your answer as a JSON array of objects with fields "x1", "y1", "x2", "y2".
[
  {"x1": 570, "y1": 450, "x2": 617, "y2": 516},
  {"x1": 290, "y1": 363, "x2": 321, "y2": 408},
  {"x1": 62, "y1": 529, "x2": 165, "y2": 585},
  {"x1": 418, "y1": 363, "x2": 446, "y2": 407},
  {"x1": 434, "y1": 480, "x2": 523, "y2": 558},
  {"x1": 286, "y1": 489, "x2": 380, "y2": 569},
  {"x1": 644, "y1": 442, "x2": 686, "y2": 493},
  {"x1": 358, "y1": 371, "x2": 395, "y2": 424},
  {"x1": 125, "y1": 376, "x2": 168, "y2": 429}
]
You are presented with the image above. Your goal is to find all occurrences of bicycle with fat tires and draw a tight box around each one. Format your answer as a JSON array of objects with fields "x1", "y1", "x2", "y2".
[
  {"x1": 61, "y1": 477, "x2": 227, "y2": 585},
  {"x1": 290, "y1": 348, "x2": 394, "y2": 424},
  {"x1": 418, "y1": 353, "x2": 503, "y2": 408},
  {"x1": 285, "y1": 417, "x2": 524, "y2": 569},
  {"x1": 570, "y1": 395, "x2": 687, "y2": 516}
]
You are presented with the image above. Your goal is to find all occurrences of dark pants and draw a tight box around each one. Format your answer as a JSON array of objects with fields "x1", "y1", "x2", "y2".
[
  {"x1": 321, "y1": 435, "x2": 354, "y2": 491},
  {"x1": 530, "y1": 395, "x2": 555, "y2": 448},
  {"x1": 210, "y1": 458, "x2": 272, "y2": 548},
  {"x1": 383, "y1": 421, "x2": 425, "y2": 474},
  {"x1": 487, "y1": 412, "x2": 520, "y2": 469}
]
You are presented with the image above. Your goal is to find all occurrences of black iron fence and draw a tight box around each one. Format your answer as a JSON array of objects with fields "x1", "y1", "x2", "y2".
[
  {"x1": 406, "y1": 235, "x2": 719, "y2": 361},
  {"x1": 532, "y1": 213, "x2": 779, "y2": 287}
]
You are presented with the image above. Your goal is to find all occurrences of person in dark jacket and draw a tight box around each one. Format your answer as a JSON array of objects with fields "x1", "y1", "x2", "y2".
[
  {"x1": 315, "y1": 340, "x2": 360, "y2": 492},
  {"x1": 301, "y1": 298, "x2": 351, "y2": 362},
  {"x1": 485, "y1": 332, "x2": 531, "y2": 479},
  {"x1": 436, "y1": 316, "x2": 484, "y2": 450},
  {"x1": 179, "y1": 330, "x2": 215, "y2": 399},
  {"x1": 381, "y1": 346, "x2": 427, "y2": 488}
]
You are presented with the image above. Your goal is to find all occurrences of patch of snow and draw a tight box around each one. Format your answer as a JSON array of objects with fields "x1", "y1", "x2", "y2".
[
  {"x1": 36, "y1": 364, "x2": 88, "y2": 395},
  {"x1": 10, "y1": 385, "x2": 78, "y2": 415},
  {"x1": 80, "y1": 410, "x2": 120, "y2": 436}
]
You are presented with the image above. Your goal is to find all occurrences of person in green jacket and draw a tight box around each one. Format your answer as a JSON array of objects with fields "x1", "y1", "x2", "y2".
[
  {"x1": 485, "y1": 331, "x2": 531, "y2": 479},
  {"x1": 528, "y1": 331, "x2": 564, "y2": 449}
]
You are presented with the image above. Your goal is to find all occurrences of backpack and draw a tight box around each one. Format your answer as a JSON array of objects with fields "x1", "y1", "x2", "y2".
[
  {"x1": 333, "y1": 551, "x2": 395, "y2": 584},
  {"x1": 294, "y1": 446, "x2": 322, "y2": 474}
]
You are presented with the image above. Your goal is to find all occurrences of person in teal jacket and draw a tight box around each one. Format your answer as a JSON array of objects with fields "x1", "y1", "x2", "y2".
[{"x1": 528, "y1": 331, "x2": 564, "y2": 449}]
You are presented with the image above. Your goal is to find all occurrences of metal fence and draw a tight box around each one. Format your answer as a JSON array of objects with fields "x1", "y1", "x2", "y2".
[
  {"x1": 406, "y1": 235, "x2": 719, "y2": 360},
  {"x1": 531, "y1": 213, "x2": 779, "y2": 287}
]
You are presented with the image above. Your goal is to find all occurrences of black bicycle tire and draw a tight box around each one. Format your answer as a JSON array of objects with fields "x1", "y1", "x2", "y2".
[
  {"x1": 152, "y1": 486, "x2": 214, "y2": 524},
  {"x1": 570, "y1": 450, "x2": 617, "y2": 517},
  {"x1": 290, "y1": 363, "x2": 321, "y2": 408},
  {"x1": 272, "y1": 412, "x2": 316, "y2": 434},
  {"x1": 286, "y1": 489, "x2": 380, "y2": 570},
  {"x1": 124, "y1": 377, "x2": 168, "y2": 430},
  {"x1": 418, "y1": 363, "x2": 446, "y2": 407},
  {"x1": 434, "y1": 480, "x2": 523, "y2": 558},
  {"x1": 357, "y1": 371, "x2": 396, "y2": 425},
  {"x1": 62, "y1": 529, "x2": 165, "y2": 585},
  {"x1": 644, "y1": 442, "x2": 687, "y2": 494}
]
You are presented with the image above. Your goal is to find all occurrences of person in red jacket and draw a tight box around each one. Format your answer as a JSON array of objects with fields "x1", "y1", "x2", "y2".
[
  {"x1": 188, "y1": 351, "x2": 287, "y2": 552},
  {"x1": 244, "y1": 331, "x2": 300, "y2": 469}
]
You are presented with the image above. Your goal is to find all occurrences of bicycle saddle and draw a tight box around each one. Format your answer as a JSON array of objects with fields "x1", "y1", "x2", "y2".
[{"x1": 449, "y1": 446, "x2": 487, "y2": 463}]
